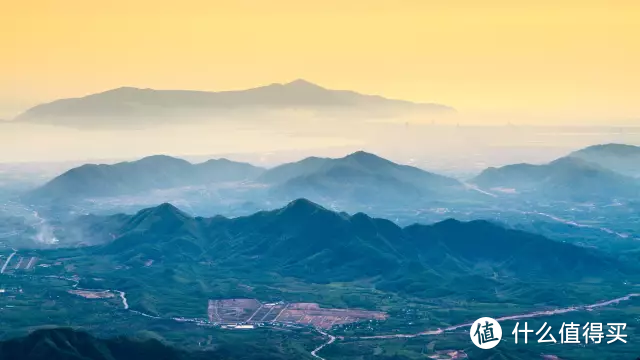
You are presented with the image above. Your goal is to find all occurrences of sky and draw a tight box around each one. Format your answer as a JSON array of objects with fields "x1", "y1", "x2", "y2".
[{"x1": 2, "y1": 0, "x2": 639, "y2": 122}]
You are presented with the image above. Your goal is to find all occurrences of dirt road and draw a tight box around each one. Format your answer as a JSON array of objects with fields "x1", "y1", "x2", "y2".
[
  {"x1": 311, "y1": 329, "x2": 336, "y2": 360},
  {"x1": 0, "y1": 250, "x2": 17, "y2": 274},
  {"x1": 352, "y1": 293, "x2": 639, "y2": 341}
]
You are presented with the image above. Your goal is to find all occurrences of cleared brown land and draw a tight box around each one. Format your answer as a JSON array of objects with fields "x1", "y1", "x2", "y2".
[
  {"x1": 288, "y1": 303, "x2": 320, "y2": 310},
  {"x1": 428, "y1": 350, "x2": 468, "y2": 360},
  {"x1": 208, "y1": 298, "x2": 261, "y2": 323},
  {"x1": 208, "y1": 298, "x2": 386, "y2": 329},
  {"x1": 68, "y1": 290, "x2": 116, "y2": 299},
  {"x1": 278, "y1": 306, "x2": 386, "y2": 329}
]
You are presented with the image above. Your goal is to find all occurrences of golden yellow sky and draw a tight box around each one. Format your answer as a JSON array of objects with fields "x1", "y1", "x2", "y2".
[{"x1": 2, "y1": 0, "x2": 639, "y2": 121}]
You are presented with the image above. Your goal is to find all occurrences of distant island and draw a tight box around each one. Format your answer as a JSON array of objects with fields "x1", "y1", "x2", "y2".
[{"x1": 13, "y1": 79, "x2": 455, "y2": 129}]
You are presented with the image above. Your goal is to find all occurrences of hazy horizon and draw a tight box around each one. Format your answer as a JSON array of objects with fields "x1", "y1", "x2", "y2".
[
  {"x1": 3, "y1": 120, "x2": 640, "y2": 179},
  {"x1": 3, "y1": 0, "x2": 639, "y2": 171},
  {"x1": 3, "y1": 1, "x2": 639, "y2": 123},
  {"x1": 1, "y1": 80, "x2": 639, "y2": 126}
]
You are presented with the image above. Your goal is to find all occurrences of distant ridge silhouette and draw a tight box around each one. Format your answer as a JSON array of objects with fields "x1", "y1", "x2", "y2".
[{"x1": 14, "y1": 79, "x2": 455, "y2": 128}]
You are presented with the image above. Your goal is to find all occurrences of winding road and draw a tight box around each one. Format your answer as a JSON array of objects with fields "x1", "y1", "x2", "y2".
[
  {"x1": 464, "y1": 184, "x2": 635, "y2": 240},
  {"x1": 309, "y1": 293, "x2": 640, "y2": 359},
  {"x1": 115, "y1": 290, "x2": 129, "y2": 310},
  {"x1": 28, "y1": 275, "x2": 640, "y2": 360},
  {"x1": 523, "y1": 210, "x2": 632, "y2": 239},
  {"x1": 311, "y1": 329, "x2": 336, "y2": 360}
]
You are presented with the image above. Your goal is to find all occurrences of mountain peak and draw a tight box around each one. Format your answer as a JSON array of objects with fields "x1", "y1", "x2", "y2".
[
  {"x1": 137, "y1": 154, "x2": 184, "y2": 162},
  {"x1": 96, "y1": 86, "x2": 147, "y2": 96},
  {"x1": 575, "y1": 143, "x2": 640, "y2": 156},
  {"x1": 111, "y1": 86, "x2": 142, "y2": 91},
  {"x1": 432, "y1": 218, "x2": 464, "y2": 228},
  {"x1": 345, "y1": 150, "x2": 381, "y2": 159},
  {"x1": 278, "y1": 198, "x2": 328, "y2": 216},
  {"x1": 283, "y1": 79, "x2": 324, "y2": 89},
  {"x1": 155, "y1": 202, "x2": 187, "y2": 214},
  {"x1": 342, "y1": 151, "x2": 393, "y2": 167},
  {"x1": 133, "y1": 155, "x2": 192, "y2": 168},
  {"x1": 138, "y1": 202, "x2": 190, "y2": 221},
  {"x1": 156, "y1": 202, "x2": 180, "y2": 210},
  {"x1": 118, "y1": 203, "x2": 193, "y2": 234},
  {"x1": 568, "y1": 143, "x2": 640, "y2": 178}
]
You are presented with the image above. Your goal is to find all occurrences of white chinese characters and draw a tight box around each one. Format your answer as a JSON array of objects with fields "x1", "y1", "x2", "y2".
[
  {"x1": 582, "y1": 322, "x2": 604, "y2": 344},
  {"x1": 471, "y1": 317, "x2": 503, "y2": 349},
  {"x1": 511, "y1": 322, "x2": 628, "y2": 344},
  {"x1": 606, "y1": 323, "x2": 628, "y2": 344}
]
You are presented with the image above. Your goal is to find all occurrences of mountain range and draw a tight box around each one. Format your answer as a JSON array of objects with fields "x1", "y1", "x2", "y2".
[
  {"x1": 13, "y1": 80, "x2": 454, "y2": 128},
  {"x1": 5, "y1": 144, "x2": 640, "y2": 360},
  {"x1": 63, "y1": 198, "x2": 625, "y2": 302},
  {"x1": 28, "y1": 151, "x2": 467, "y2": 205},
  {"x1": 260, "y1": 151, "x2": 463, "y2": 203},
  {"x1": 28, "y1": 155, "x2": 264, "y2": 200},
  {"x1": 568, "y1": 143, "x2": 640, "y2": 178},
  {"x1": 472, "y1": 155, "x2": 640, "y2": 201},
  {"x1": 0, "y1": 328, "x2": 193, "y2": 360},
  {"x1": 28, "y1": 145, "x2": 640, "y2": 206},
  {"x1": 4, "y1": 199, "x2": 637, "y2": 360},
  {"x1": 0, "y1": 328, "x2": 303, "y2": 360}
]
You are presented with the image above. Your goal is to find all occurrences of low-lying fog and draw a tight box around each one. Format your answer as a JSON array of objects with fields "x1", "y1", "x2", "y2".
[{"x1": 2, "y1": 112, "x2": 640, "y2": 180}]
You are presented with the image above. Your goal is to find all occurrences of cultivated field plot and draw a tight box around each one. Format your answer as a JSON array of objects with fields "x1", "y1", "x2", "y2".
[
  {"x1": 0, "y1": 254, "x2": 38, "y2": 274},
  {"x1": 68, "y1": 289, "x2": 116, "y2": 299},
  {"x1": 278, "y1": 302, "x2": 387, "y2": 329},
  {"x1": 208, "y1": 299, "x2": 387, "y2": 329},
  {"x1": 250, "y1": 303, "x2": 286, "y2": 322},
  {"x1": 14, "y1": 256, "x2": 38, "y2": 270},
  {"x1": 208, "y1": 298, "x2": 261, "y2": 323}
]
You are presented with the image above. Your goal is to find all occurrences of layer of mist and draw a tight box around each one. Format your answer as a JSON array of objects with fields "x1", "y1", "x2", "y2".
[{"x1": 2, "y1": 115, "x2": 640, "y2": 179}]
